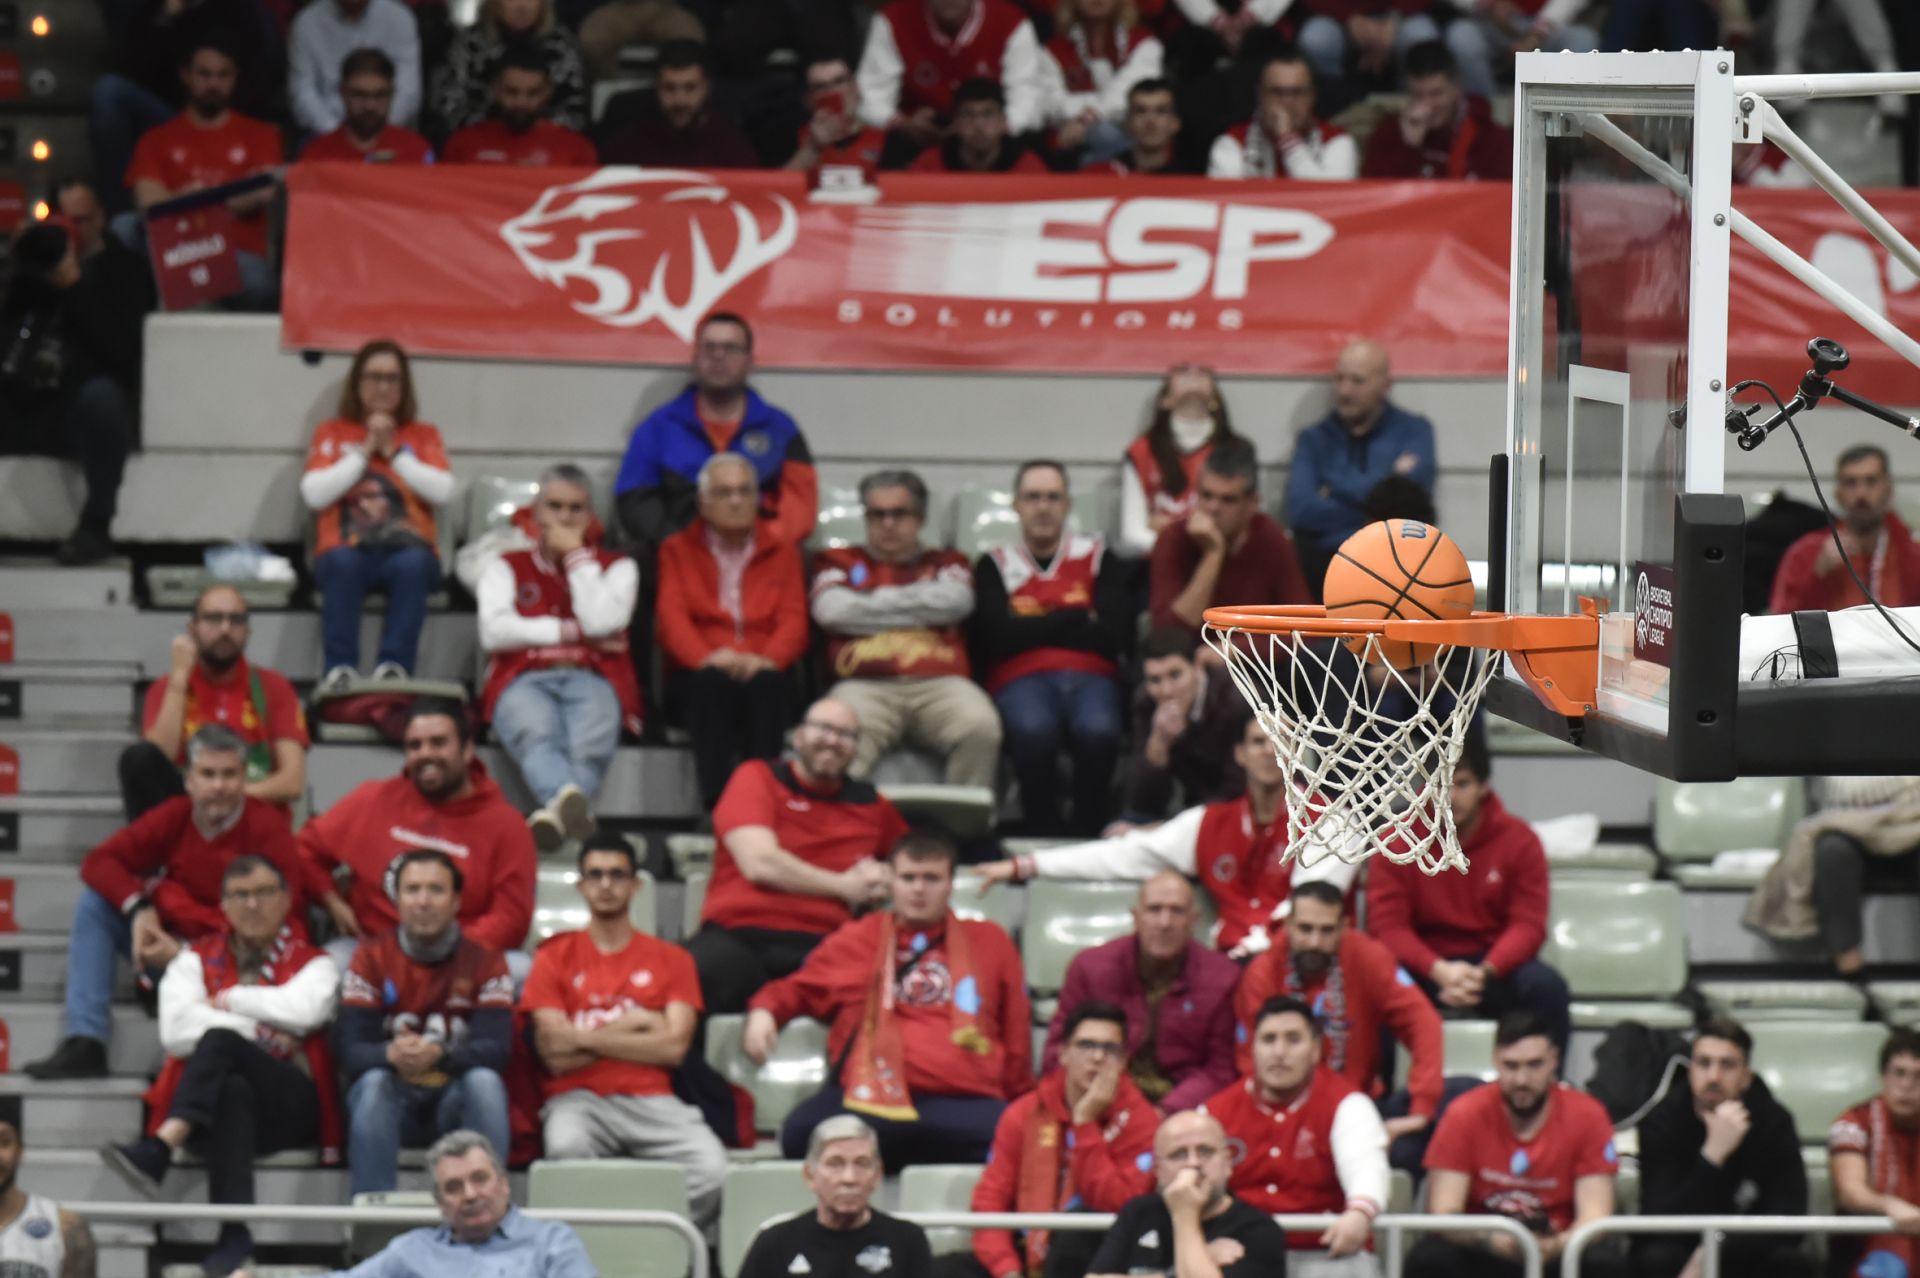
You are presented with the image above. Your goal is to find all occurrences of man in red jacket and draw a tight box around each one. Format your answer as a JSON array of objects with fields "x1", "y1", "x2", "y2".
[
  {"x1": 26, "y1": 724, "x2": 306, "y2": 1081},
  {"x1": 856, "y1": 0, "x2": 1045, "y2": 147},
  {"x1": 1367, "y1": 735, "x2": 1570, "y2": 1051},
  {"x1": 743, "y1": 830, "x2": 1032, "y2": 1168},
  {"x1": 298, "y1": 697, "x2": 537, "y2": 980},
  {"x1": 1360, "y1": 40, "x2": 1512, "y2": 180},
  {"x1": 1769, "y1": 444, "x2": 1920, "y2": 613},
  {"x1": 1237, "y1": 879, "x2": 1452, "y2": 1172},
  {"x1": 962, "y1": 1001, "x2": 1157, "y2": 1278}
]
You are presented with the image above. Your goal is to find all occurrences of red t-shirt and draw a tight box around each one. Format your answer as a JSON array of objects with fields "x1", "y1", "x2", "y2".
[
  {"x1": 705, "y1": 760, "x2": 910, "y2": 934},
  {"x1": 1423, "y1": 1082, "x2": 1619, "y2": 1233},
  {"x1": 801, "y1": 124, "x2": 888, "y2": 182},
  {"x1": 520, "y1": 929, "x2": 703, "y2": 1100},
  {"x1": 124, "y1": 112, "x2": 283, "y2": 256},
  {"x1": 906, "y1": 143, "x2": 1048, "y2": 173},
  {"x1": 140, "y1": 657, "x2": 309, "y2": 768},
  {"x1": 300, "y1": 124, "x2": 434, "y2": 165},
  {"x1": 441, "y1": 119, "x2": 597, "y2": 167},
  {"x1": 1147, "y1": 511, "x2": 1310, "y2": 632}
]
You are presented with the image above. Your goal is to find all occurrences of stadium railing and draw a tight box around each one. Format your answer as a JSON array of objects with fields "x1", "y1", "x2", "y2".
[{"x1": 1563, "y1": 1213, "x2": 1898, "y2": 1278}]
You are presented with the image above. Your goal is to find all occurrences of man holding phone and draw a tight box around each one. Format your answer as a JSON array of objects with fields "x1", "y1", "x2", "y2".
[{"x1": 786, "y1": 56, "x2": 887, "y2": 182}]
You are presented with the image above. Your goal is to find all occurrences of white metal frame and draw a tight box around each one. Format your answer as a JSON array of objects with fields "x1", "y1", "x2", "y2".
[{"x1": 1562, "y1": 1212, "x2": 1898, "y2": 1278}]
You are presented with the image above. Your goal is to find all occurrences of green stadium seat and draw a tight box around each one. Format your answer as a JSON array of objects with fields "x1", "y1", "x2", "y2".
[
  {"x1": 1394, "y1": 1019, "x2": 1498, "y2": 1090},
  {"x1": 952, "y1": 872, "x2": 1023, "y2": 936},
  {"x1": 1653, "y1": 778, "x2": 1806, "y2": 862},
  {"x1": 1866, "y1": 981, "x2": 1920, "y2": 1028},
  {"x1": 1695, "y1": 979, "x2": 1867, "y2": 1022},
  {"x1": 348, "y1": 1190, "x2": 436, "y2": 1261},
  {"x1": 878, "y1": 784, "x2": 998, "y2": 837},
  {"x1": 1805, "y1": 1146, "x2": 1833, "y2": 1216},
  {"x1": 683, "y1": 870, "x2": 710, "y2": 936},
  {"x1": 525, "y1": 867, "x2": 656, "y2": 948},
  {"x1": 666, "y1": 832, "x2": 716, "y2": 876},
  {"x1": 1747, "y1": 1021, "x2": 1888, "y2": 1143},
  {"x1": 1548, "y1": 841, "x2": 1658, "y2": 879},
  {"x1": 1539, "y1": 879, "x2": 1689, "y2": 1029},
  {"x1": 950, "y1": 486, "x2": 1088, "y2": 560},
  {"x1": 1387, "y1": 1169, "x2": 1416, "y2": 1214},
  {"x1": 899, "y1": 1164, "x2": 985, "y2": 1256},
  {"x1": 464, "y1": 475, "x2": 542, "y2": 544},
  {"x1": 144, "y1": 565, "x2": 297, "y2": 609},
  {"x1": 1615, "y1": 1162, "x2": 1640, "y2": 1215},
  {"x1": 528, "y1": 1159, "x2": 691, "y2": 1278},
  {"x1": 1483, "y1": 714, "x2": 1580, "y2": 755},
  {"x1": 706, "y1": 1014, "x2": 832, "y2": 1136},
  {"x1": 1022, "y1": 880, "x2": 1139, "y2": 995},
  {"x1": 719, "y1": 1162, "x2": 812, "y2": 1278},
  {"x1": 809, "y1": 488, "x2": 865, "y2": 551}
]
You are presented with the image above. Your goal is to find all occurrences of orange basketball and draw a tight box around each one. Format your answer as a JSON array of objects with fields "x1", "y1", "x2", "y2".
[{"x1": 1322, "y1": 519, "x2": 1476, "y2": 667}]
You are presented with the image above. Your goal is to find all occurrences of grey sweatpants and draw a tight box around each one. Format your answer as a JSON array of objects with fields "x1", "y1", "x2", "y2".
[{"x1": 540, "y1": 1089, "x2": 727, "y2": 1227}]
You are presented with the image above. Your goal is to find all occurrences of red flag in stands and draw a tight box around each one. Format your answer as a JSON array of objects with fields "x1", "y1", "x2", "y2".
[{"x1": 146, "y1": 201, "x2": 245, "y2": 311}]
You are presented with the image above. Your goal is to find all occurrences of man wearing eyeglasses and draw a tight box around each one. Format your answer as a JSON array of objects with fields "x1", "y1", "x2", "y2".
[
  {"x1": 785, "y1": 56, "x2": 888, "y2": 183},
  {"x1": 689, "y1": 697, "x2": 909, "y2": 1015},
  {"x1": 960, "y1": 1000, "x2": 1158, "y2": 1278},
  {"x1": 812, "y1": 468, "x2": 1003, "y2": 787},
  {"x1": 737, "y1": 1115, "x2": 932, "y2": 1278},
  {"x1": 520, "y1": 834, "x2": 727, "y2": 1229},
  {"x1": 101, "y1": 856, "x2": 342, "y2": 1278},
  {"x1": 120, "y1": 582, "x2": 309, "y2": 823},
  {"x1": 1209, "y1": 52, "x2": 1358, "y2": 179},
  {"x1": 1086, "y1": 1110, "x2": 1289, "y2": 1278}
]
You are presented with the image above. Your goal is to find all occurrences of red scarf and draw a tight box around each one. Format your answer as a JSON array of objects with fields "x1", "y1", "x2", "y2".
[
  {"x1": 843, "y1": 913, "x2": 991, "y2": 1122},
  {"x1": 1853, "y1": 1098, "x2": 1920, "y2": 1277},
  {"x1": 1285, "y1": 957, "x2": 1349, "y2": 1074},
  {"x1": 1015, "y1": 1071, "x2": 1154, "y2": 1276}
]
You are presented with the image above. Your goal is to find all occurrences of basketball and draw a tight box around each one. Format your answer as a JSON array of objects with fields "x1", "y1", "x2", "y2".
[{"x1": 1322, "y1": 519, "x2": 1477, "y2": 667}]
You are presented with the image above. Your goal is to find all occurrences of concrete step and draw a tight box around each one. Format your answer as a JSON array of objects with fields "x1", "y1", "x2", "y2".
[
  {"x1": 0, "y1": 720, "x2": 137, "y2": 796},
  {"x1": 0, "y1": 664, "x2": 141, "y2": 723},
  {"x1": 309, "y1": 743, "x2": 700, "y2": 820},
  {"x1": 95, "y1": 1223, "x2": 154, "y2": 1278},
  {"x1": 0, "y1": 560, "x2": 135, "y2": 611},
  {"x1": 0, "y1": 795, "x2": 121, "y2": 854},
  {"x1": 0, "y1": 1001, "x2": 162, "y2": 1076},
  {"x1": 1684, "y1": 888, "x2": 1920, "y2": 966},
  {"x1": 0, "y1": 930, "x2": 132, "y2": 1001},
  {"x1": 0, "y1": 863, "x2": 89, "y2": 933},
  {"x1": 0, "y1": 1074, "x2": 149, "y2": 1146}
]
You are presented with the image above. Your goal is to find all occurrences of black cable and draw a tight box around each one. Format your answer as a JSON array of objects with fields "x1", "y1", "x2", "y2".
[{"x1": 1733, "y1": 377, "x2": 1920, "y2": 661}]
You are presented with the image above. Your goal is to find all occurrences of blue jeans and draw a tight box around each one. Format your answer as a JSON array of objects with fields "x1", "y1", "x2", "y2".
[
  {"x1": 65, "y1": 887, "x2": 131, "y2": 1043},
  {"x1": 1444, "y1": 14, "x2": 1597, "y2": 99},
  {"x1": 346, "y1": 1067, "x2": 511, "y2": 1195},
  {"x1": 1411, "y1": 955, "x2": 1573, "y2": 1056},
  {"x1": 780, "y1": 1085, "x2": 1004, "y2": 1171},
  {"x1": 312, "y1": 542, "x2": 440, "y2": 673},
  {"x1": 89, "y1": 74, "x2": 172, "y2": 216},
  {"x1": 1297, "y1": 12, "x2": 1442, "y2": 92},
  {"x1": 995, "y1": 670, "x2": 1123, "y2": 836},
  {"x1": 492, "y1": 668, "x2": 622, "y2": 805},
  {"x1": 1600, "y1": 0, "x2": 1718, "y2": 52}
]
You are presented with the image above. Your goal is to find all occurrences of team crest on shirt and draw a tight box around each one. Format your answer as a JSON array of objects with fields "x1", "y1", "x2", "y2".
[
  {"x1": 517, "y1": 582, "x2": 544, "y2": 608},
  {"x1": 741, "y1": 430, "x2": 770, "y2": 456},
  {"x1": 896, "y1": 956, "x2": 952, "y2": 1008},
  {"x1": 1295, "y1": 1126, "x2": 1318, "y2": 1159},
  {"x1": 228, "y1": 145, "x2": 246, "y2": 163},
  {"x1": 23, "y1": 1216, "x2": 52, "y2": 1238},
  {"x1": 855, "y1": 1245, "x2": 893, "y2": 1273},
  {"x1": 1209, "y1": 854, "x2": 1237, "y2": 884},
  {"x1": 630, "y1": 970, "x2": 654, "y2": 988}
]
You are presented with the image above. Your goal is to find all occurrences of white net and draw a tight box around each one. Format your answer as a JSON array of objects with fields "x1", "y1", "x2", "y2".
[{"x1": 1202, "y1": 626, "x2": 1499, "y2": 876}]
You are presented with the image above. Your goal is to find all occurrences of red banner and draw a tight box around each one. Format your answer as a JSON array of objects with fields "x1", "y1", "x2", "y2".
[
  {"x1": 284, "y1": 167, "x2": 1515, "y2": 375},
  {"x1": 147, "y1": 200, "x2": 245, "y2": 311}
]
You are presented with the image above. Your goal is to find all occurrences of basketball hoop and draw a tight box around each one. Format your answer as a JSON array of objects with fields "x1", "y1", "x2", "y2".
[{"x1": 1202, "y1": 605, "x2": 1601, "y2": 876}]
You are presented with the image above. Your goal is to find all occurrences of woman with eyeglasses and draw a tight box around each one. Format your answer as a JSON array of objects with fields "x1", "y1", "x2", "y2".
[
  {"x1": 1118, "y1": 362, "x2": 1244, "y2": 556},
  {"x1": 300, "y1": 338, "x2": 453, "y2": 694}
]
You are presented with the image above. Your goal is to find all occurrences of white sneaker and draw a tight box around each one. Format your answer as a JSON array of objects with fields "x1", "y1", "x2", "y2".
[
  {"x1": 528, "y1": 807, "x2": 566, "y2": 856},
  {"x1": 317, "y1": 666, "x2": 356, "y2": 697},
  {"x1": 551, "y1": 783, "x2": 597, "y2": 841},
  {"x1": 371, "y1": 662, "x2": 407, "y2": 681}
]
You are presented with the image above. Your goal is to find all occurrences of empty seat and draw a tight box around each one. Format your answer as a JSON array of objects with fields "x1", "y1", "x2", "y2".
[
  {"x1": 1539, "y1": 879, "x2": 1689, "y2": 1029},
  {"x1": 809, "y1": 487, "x2": 865, "y2": 551},
  {"x1": 1747, "y1": 1020, "x2": 1888, "y2": 1143},
  {"x1": 1866, "y1": 980, "x2": 1920, "y2": 1028},
  {"x1": 878, "y1": 784, "x2": 997, "y2": 837},
  {"x1": 899, "y1": 1163, "x2": 985, "y2": 1256},
  {"x1": 348, "y1": 1190, "x2": 435, "y2": 1261},
  {"x1": 528, "y1": 1159, "x2": 691, "y2": 1278},
  {"x1": 706, "y1": 1013, "x2": 831, "y2": 1136},
  {"x1": 463, "y1": 475, "x2": 542, "y2": 545},
  {"x1": 1695, "y1": 979, "x2": 1867, "y2": 1022},
  {"x1": 1022, "y1": 880, "x2": 1139, "y2": 995},
  {"x1": 1395, "y1": 1019, "x2": 1497, "y2": 1090},
  {"x1": 952, "y1": 872, "x2": 1023, "y2": 936},
  {"x1": 1653, "y1": 778, "x2": 1806, "y2": 889},
  {"x1": 1804, "y1": 1145, "x2": 1833, "y2": 1216},
  {"x1": 1548, "y1": 841, "x2": 1658, "y2": 879},
  {"x1": 682, "y1": 869, "x2": 710, "y2": 936},
  {"x1": 719, "y1": 1161, "x2": 812, "y2": 1278},
  {"x1": 525, "y1": 867, "x2": 656, "y2": 948},
  {"x1": 950, "y1": 485, "x2": 1088, "y2": 560},
  {"x1": 666, "y1": 832, "x2": 716, "y2": 876}
]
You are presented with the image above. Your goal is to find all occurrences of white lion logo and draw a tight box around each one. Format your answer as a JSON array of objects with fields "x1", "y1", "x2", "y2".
[{"x1": 500, "y1": 168, "x2": 798, "y2": 341}]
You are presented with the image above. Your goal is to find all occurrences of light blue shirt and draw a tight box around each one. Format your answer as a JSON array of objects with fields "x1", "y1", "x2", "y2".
[
  {"x1": 328, "y1": 1206, "x2": 597, "y2": 1278},
  {"x1": 288, "y1": 0, "x2": 422, "y2": 133}
]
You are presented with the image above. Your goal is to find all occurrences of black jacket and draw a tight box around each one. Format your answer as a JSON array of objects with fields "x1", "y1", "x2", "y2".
[{"x1": 1636, "y1": 1071, "x2": 1807, "y2": 1219}]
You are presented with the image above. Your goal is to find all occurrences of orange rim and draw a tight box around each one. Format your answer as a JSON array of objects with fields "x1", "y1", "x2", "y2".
[{"x1": 1202, "y1": 603, "x2": 1603, "y2": 719}]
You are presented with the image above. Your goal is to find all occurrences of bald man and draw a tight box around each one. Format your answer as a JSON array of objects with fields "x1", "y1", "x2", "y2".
[
  {"x1": 1284, "y1": 339, "x2": 1438, "y2": 598},
  {"x1": 1042, "y1": 871, "x2": 1242, "y2": 1110},
  {"x1": 1088, "y1": 1111, "x2": 1290, "y2": 1278},
  {"x1": 686, "y1": 698, "x2": 912, "y2": 1013}
]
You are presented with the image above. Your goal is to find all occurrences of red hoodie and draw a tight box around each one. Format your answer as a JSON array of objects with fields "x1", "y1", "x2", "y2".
[
  {"x1": 748, "y1": 912, "x2": 1033, "y2": 1101},
  {"x1": 295, "y1": 760, "x2": 536, "y2": 952},
  {"x1": 1360, "y1": 94, "x2": 1513, "y2": 181},
  {"x1": 1366, "y1": 791, "x2": 1548, "y2": 977},
  {"x1": 81, "y1": 796, "x2": 307, "y2": 938}
]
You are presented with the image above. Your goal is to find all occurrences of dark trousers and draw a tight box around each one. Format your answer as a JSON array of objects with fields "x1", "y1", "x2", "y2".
[
  {"x1": 1811, "y1": 831, "x2": 1920, "y2": 957},
  {"x1": 685, "y1": 924, "x2": 820, "y2": 1016},
  {"x1": 88, "y1": 75, "x2": 172, "y2": 216},
  {"x1": 1599, "y1": 0, "x2": 1718, "y2": 52},
  {"x1": 1634, "y1": 1236, "x2": 1812, "y2": 1278},
  {"x1": 168, "y1": 1028, "x2": 320, "y2": 1212},
  {"x1": 1378, "y1": 1074, "x2": 1486, "y2": 1174},
  {"x1": 930, "y1": 1232, "x2": 1102, "y2": 1278},
  {"x1": 311, "y1": 542, "x2": 441, "y2": 674},
  {"x1": 17, "y1": 375, "x2": 133, "y2": 530},
  {"x1": 1413, "y1": 956, "x2": 1572, "y2": 1055},
  {"x1": 1406, "y1": 1234, "x2": 1628, "y2": 1278},
  {"x1": 993, "y1": 670, "x2": 1124, "y2": 837},
  {"x1": 781, "y1": 1086, "x2": 1004, "y2": 1171},
  {"x1": 118, "y1": 741, "x2": 185, "y2": 823},
  {"x1": 671, "y1": 667, "x2": 793, "y2": 809}
]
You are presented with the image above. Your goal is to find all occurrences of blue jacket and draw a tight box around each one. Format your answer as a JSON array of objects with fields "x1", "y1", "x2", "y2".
[
  {"x1": 1284, "y1": 403, "x2": 1438, "y2": 549},
  {"x1": 613, "y1": 385, "x2": 811, "y2": 546}
]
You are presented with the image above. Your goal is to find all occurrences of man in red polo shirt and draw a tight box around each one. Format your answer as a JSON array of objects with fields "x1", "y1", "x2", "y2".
[
  {"x1": 1203, "y1": 995, "x2": 1390, "y2": 1269},
  {"x1": 121, "y1": 583, "x2": 308, "y2": 823},
  {"x1": 299, "y1": 48, "x2": 434, "y2": 164},
  {"x1": 857, "y1": 0, "x2": 1045, "y2": 146},
  {"x1": 442, "y1": 46, "x2": 596, "y2": 167},
  {"x1": 786, "y1": 55, "x2": 889, "y2": 183},
  {"x1": 1148, "y1": 437, "x2": 1310, "y2": 638},
  {"x1": 1409, "y1": 1013, "x2": 1619, "y2": 1278},
  {"x1": 687, "y1": 697, "x2": 910, "y2": 1013}
]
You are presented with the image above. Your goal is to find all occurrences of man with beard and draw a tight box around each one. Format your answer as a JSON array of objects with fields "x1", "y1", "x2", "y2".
[
  {"x1": 1406, "y1": 1013, "x2": 1619, "y2": 1278},
  {"x1": 0, "y1": 1118, "x2": 95, "y2": 1278},
  {"x1": 1085, "y1": 1110, "x2": 1289, "y2": 1278},
  {"x1": 121, "y1": 583, "x2": 308, "y2": 822},
  {"x1": 442, "y1": 45, "x2": 596, "y2": 166},
  {"x1": 1237, "y1": 879, "x2": 1449, "y2": 1171},
  {"x1": 688, "y1": 698, "x2": 909, "y2": 1014},
  {"x1": 522, "y1": 835, "x2": 727, "y2": 1228},
  {"x1": 299, "y1": 49, "x2": 434, "y2": 163},
  {"x1": 1634, "y1": 1019, "x2": 1809, "y2": 1278},
  {"x1": 599, "y1": 40, "x2": 757, "y2": 169},
  {"x1": 1203, "y1": 996, "x2": 1390, "y2": 1276},
  {"x1": 295, "y1": 697, "x2": 536, "y2": 981},
  {"x1": 1829, "y1": 1029, "x2": 1920, "y2": 1278},
  {"x1": 738, "y1": 1116, "x2": 932, "y2": 1278},
  {"x1": 286, "y1": 0, "x2": 421, "y2": 137},
  {"x1": 337, "y1": 850, "x2": 515, "y2": 1197},
  {"x1": 124, "y1": 34, "x2": 283, "y2": 308},
  {"x1": 26, "y1": 724, "x2": 307, "y2": 1082},
  {"x1": 1770, "y1": 444, "x2": 1920, "y2": 612}
]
